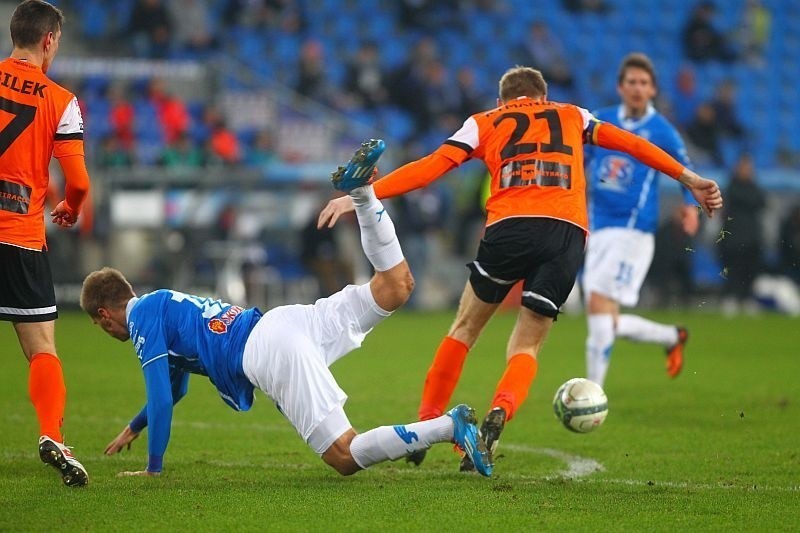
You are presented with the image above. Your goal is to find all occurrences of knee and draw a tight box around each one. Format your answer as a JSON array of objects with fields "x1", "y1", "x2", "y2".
[
  {"x1": 325, "y1": 457, "x2": 360, "y2": 476},
  {"x1": 373, "y1": 264, "x2": 415, "y2": 311},
  {"x1": 321, "y1": 431, "x2": 361, "y2": 476},
  {"x1": 396, "y1": 268, "x2": 415, "y2": 303}
]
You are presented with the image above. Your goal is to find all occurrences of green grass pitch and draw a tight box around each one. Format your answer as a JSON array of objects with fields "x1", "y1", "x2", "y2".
[{"x1": 1, "y1": 310, "x2": 798, "y2": 530}]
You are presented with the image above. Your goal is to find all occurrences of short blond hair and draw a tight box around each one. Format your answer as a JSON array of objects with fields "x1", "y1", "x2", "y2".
[
  {"x1": 498, "y1": 66, "x2": 547, "y2": 102},
  {"x1": 80, "y1": 267, "x2": 135, "y2": 317}
]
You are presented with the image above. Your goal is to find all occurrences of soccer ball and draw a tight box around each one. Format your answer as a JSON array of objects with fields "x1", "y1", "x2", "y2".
[{"x1": 552, "y1": 378, "x2": 608, "y2": 433}]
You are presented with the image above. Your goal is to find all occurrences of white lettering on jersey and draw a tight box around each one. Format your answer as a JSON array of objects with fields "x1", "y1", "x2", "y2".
[
  {"x1": 57, "y1": 97, "x2": 83, "y2": 135},
  {"x1": 169, "y1": 290, "x2": 225, "y2": 319}
]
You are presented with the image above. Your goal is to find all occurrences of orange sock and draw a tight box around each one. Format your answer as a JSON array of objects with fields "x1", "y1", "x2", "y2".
[
  {"x1": 418, "y1": 336, "x2": 469, "y2": 420},
  {"x1": 29, "y1": 353, "x2": 66, "y2": 442},
  {"x1": 491, "y1": 353, "x2": 538, "y2": 421}
]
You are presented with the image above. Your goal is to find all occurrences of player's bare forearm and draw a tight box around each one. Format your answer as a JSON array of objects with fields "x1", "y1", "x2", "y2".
[
  {"x1": 104, "y1": 425, "x2": 140, "y2": 455},
  {"x1": 677, "y1": 168, "x2": 723, "y2": 218}
]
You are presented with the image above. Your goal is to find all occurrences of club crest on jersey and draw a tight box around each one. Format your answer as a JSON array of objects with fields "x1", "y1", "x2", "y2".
[
  {"x1": 207, "y1": 305, "x2": 243, "y2": 334},
  {"x1": 598, "y1": 155, "x2": 634, "y2": 191}
]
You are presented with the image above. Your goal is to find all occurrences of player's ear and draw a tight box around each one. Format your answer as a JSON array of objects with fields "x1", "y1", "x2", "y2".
[{"x1": 97, "y1": 308, "x2": 110, "y2": 320}]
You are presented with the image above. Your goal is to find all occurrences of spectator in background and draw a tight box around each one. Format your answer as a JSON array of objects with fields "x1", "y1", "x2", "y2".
[
  {"x1": 719, "y1": 154, "x2": 766, "y2": 311},
  {"x1": 397, "y1": 0, "x2": 455, "y2": 32},
  {"x1": 129, "y1": 0, "x2": 173, "y2": 58},
  {"x1": 344, "y1": 41, "x2": 389, "y2": 110},
  {"x1": 686, "y1": 80, "x2": 744, "y2": 166},
  {"x1": 779, "y1": 205, "x2": 800, "y2": 286},
  {"x1": 520, "y1": 22, "x2": 574, "y2": 97},
  {"x1": 167, "y1": 0, "x2": 216, "y2": 54},
  {"x1": 562, "y1": 0, "x2": 611, "y2": 13},
  {"x1": 300, "y1": 199, "x2": 355, "y2": 299},
  {"x1": 685, "y1": 102, "x2": 722, "y2": 165},
  {"x1": 246, "y1": 130, "x2": 279, "y2": 168},
  {"x1": 98, "y1": 135, "x2": 135, "y2": 168},
  {"x1": 455, "y1": 66, "x2": 489, "y2": 118},
  {"x1": 107, "y1": 82, "x2": 135, "y2": 149},
  {"x1": 739, "y1": 0, "x2": 771, "y2": 65},
  {"x1": 682, "y1": 1, "x2": 737, "y2": 63},
  {"x1": 147, "y1": 78, "x2": 190, "y2": 144},
  {"x1": 673, "y1": 66, "x2": 701, "y2": 128},
  {"x1": 649, "y1": 205, "x2": 696, "y2": 308},
  {"x1": 294, "y1": 39, "x2": 337, "y2": 107},
  {"x1": 160, "y1": 132, "x2": 204, "y2": 168},
  {"x1": 388, "y1": 37, "x2": 439, "y2": 124},
  {"x1": 393, "y1": 183, "x2": 451, "y2": 309},
  {"x1": 204, "y1": 110, "x2": 241, "y2": 165},
  {"x1": 710, "y1": 79, "x2": 744, "y2": 140},
  {"x1": 418, "y1": 60, "x2": 461, "y2": 134}
]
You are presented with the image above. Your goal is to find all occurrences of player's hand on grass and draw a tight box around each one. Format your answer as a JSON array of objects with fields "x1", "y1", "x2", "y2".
[
  {"x1": 117, "y1": 470, "x2": 160, "y2": 478},
  {"x1": 105, "y1": 425, "x2": 140, "y2": 455},
  {"x1": 317, "y1": 195, "x2": 355, "y2": 229},
  {"x1": 50, "y1": 200, "x2": 78, "y2": 228},
  {"x1": 678, "y1": 170, "x2": 723, "y2": 217}
]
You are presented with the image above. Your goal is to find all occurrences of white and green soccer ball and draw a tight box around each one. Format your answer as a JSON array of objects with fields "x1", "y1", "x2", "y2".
[{"x1": 553, "y1": 378, "x2": 608, "y2": 433}]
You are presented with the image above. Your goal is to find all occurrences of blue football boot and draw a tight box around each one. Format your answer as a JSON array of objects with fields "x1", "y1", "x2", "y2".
[
  {"x1": 331, "y1": 138, "x2": 386, "y2": 192},
  {"x1": 447, "y1": 404, "x2": 492, "y2": 477}
]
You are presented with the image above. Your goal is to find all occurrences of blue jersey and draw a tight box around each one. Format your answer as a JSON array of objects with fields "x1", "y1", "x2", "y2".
[
  {"x1": 585, "y1": 104, "x2": 694, "y2": 233},
  {"x1": 125, "y1": 289, "x2": 262, "y2": 471}
]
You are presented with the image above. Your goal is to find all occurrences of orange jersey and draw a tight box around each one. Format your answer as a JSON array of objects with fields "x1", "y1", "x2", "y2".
[
  {"x1": 373, "y1": 98, "x2": 687, "y2": 231},
  {"x1": 435, "y1": 97, "x2": 595, "y2": 230},
  {"x1": 0, "y1": 57, "x2": 84, "y2": 249}
]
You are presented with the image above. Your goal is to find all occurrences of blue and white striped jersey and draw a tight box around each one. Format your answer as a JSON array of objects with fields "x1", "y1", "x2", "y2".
[
  {"x1": 125, "y1": 289, "x2": 262, "y2": 470},
  {"x1": 585, "y1": 104, "x2": 694, "y2": 234}
]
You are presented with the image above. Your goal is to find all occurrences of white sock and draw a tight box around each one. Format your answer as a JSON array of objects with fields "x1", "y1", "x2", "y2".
[
  {"x1": 616, "y1": 314, "x2": 679, "y2": 347},
  {"x1": 350, "y1": 185, "x2": 404, "y2": 272},
  {"x1": 586, "y1": 314, "x2": 615, "y2": 387},
  {"x1": 349, "y1": 415, "x2": 453, "y2": 469}
]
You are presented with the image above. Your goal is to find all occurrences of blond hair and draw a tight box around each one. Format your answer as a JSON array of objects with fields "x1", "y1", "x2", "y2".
[{"x1": 80, "y1": 267, "x2": 134, "y2": 317}]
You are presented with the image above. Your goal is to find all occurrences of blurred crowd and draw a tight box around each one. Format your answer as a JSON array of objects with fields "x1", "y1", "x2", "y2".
[{"x1": 45, "y1": 0, "x2": 799, "y2": 312}]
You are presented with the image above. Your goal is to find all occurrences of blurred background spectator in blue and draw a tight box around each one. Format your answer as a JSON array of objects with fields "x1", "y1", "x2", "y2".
[
  {"x1": 129, "y1": 0, "x2": 174, "y2": 58},
  {"x1": 719, "y1": 154, "x2": 767, "y2": 312}
]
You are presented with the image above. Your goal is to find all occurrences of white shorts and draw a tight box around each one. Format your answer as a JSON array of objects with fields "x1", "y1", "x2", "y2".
[
  {"x1": 242, "y1": 283, "x2": 390, "y2": 455},
  {"x1": 582, "y1": 227, "x2": 654, "y2": 307}
]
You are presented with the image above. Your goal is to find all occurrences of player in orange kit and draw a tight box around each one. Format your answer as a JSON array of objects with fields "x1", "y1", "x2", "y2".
[
  {"x1": 0, "y1": 0, "x2": 91, "y2": 486},
  {"x1": 318, "y1": 66, "x2": 723, "y2": 472}
]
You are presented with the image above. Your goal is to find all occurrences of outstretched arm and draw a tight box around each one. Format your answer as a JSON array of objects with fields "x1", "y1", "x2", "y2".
[
  {"x1": 594, "y1": 123, "x2": 723, "y2": 216},
  {"x1": 317, "y1": 153, "x2": 456, "y2": 228},
  {"x1": 105, "y1": 368, "x2": 189, "y2": 456}
]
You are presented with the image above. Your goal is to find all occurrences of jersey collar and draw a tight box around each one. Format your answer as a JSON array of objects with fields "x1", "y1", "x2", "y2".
[
  {"x1": 617, "y1": 103, "x2": 656, "y2": 130},
  {"x1": 125, "y1": 297, "x2": 139, "y2": 322}
]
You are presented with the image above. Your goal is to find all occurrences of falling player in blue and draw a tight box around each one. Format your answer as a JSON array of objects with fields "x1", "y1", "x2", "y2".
[
  {"x1": 582, "y1": 54, "x2": 697, "y2": 387},
  {"x1": 80, "y1": 141, "x2": 492, "y2": 478}
]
